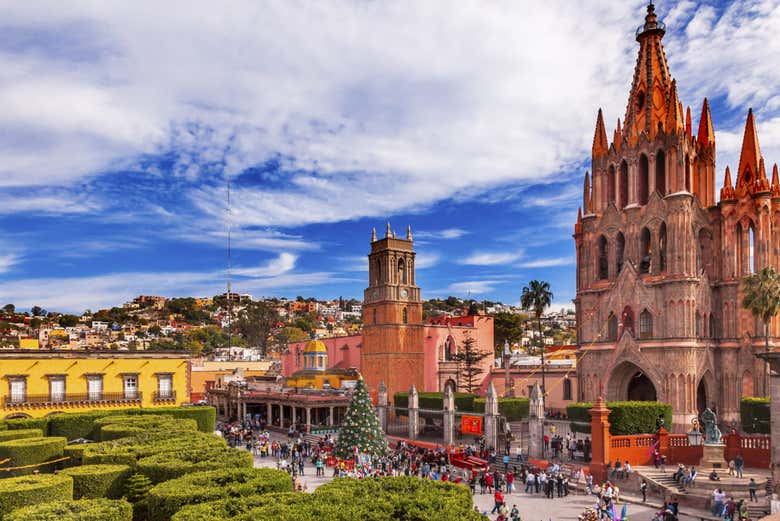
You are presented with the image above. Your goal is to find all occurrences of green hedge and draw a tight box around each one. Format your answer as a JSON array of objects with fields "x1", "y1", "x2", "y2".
[
  {"x1": 147, "y1": 467, "x2": 292, "y2": 521},
  {"x1": 77, "y1": 432, "x2": 226, "y2": 468},
  {"x1": 95, "y1": 416, "x2": 197, "y2": 442},
  {"x1": 171, "y1": 494, "x2": 301, "y2": 521},
  {"x1": 0, "y1": 437, "x2": 67, "y2": 475},
  {"x1": 3, "y1": 417, "x2": 51, "y2": 432},
  {"x1": 136, "y1": 446, "x2": 254, "y2": 483},
  {"x1": 180, "y1": 476, "x2": 482, "y2": 521},
  {"x1": 473, "y1": 398, "x2": 530, "y2": 421},
  {"x1": 567, "y1": 401, "x2": 673, "y2": 435},
  {"x1": 0, "y1": 429, "x2": 43, "y2": 442},
  {"x1": 741, "y1": 397, "x2": 770, "y2": 434},
  {"x1": 393, "y1": 392, "x2": 478, "y2": 412},
  {"x1": 0, "y1": 474, "x2": 73, "y2": 519},
  {"x1": 124, "y1": 407, "x2": 216, "y2": 433},
  {"x1": 59, "y1": 464, "x2": 132, "y2": 499},
  {"x1": 49, "y1": 411, "x2": 117, "y2": 441},
  {"x1": 4, "y1": 498, "x2": 132, "y2": 521}
]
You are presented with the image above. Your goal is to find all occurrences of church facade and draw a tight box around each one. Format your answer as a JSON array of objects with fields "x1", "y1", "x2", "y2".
[{"x1": 575, "y1": 3, "x2": 779, "y2": 430}]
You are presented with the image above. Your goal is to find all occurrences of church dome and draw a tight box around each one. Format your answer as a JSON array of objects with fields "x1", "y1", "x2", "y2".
[{"x1": 303, "y1": 340, "x2": 327, "y2": 354}]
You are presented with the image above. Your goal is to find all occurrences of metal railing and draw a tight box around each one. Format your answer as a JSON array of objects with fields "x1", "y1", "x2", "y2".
[
  {"x1": 3, "y1": 392, "x2": 143, "y2": 407},
  {"x1": 152, "y1": 390, "x2": 176, "y2": 402}
]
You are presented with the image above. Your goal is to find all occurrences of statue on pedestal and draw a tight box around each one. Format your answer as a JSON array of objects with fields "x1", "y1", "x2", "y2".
[{"x1": 700, "y1": 407, "x2": 722, "y2": 444}]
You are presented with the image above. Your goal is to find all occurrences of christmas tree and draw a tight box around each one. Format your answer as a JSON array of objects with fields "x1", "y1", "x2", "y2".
[{"x1": 333, "y1": 376, "x2": 387, "y2": 460}]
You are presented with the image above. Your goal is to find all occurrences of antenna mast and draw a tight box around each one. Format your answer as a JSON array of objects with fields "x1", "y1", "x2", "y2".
[{"x1": 226, "y1": 173, "x2": 232, "y2": 358}]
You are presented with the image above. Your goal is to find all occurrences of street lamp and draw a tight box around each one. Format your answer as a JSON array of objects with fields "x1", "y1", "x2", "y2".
[
  {"x1": 503, "y1": 340, "x2": 514, "y2": 397},
  {"x1": 687, "y1": 418, "x2": 703, "y2": 446}
]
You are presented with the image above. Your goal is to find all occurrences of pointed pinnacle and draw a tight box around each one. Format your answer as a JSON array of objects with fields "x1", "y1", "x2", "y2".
[
  {"x1": 737, "y1": 108, "x2": 762, "y2": 186},
  {"x1": 686, "y1": 106, "x2": 692, "y2": 139},
  {"x1": 697, "y1": 98, "x2": 716, "y2": 148},
  {"x1": 592, "y1": 109, "x2": 608, "y2": 160}
]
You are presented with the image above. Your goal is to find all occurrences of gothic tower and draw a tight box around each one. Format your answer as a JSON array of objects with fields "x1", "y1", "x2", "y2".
[
  {"x1": 361, "y1": 223, "x2": 425, "y2": 401},
  {"x1": 575, "y1": 2, "x2": 778, "y2": 431}
]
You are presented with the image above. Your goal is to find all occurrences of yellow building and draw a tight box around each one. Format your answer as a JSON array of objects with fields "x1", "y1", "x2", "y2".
[
  {"x1": 190, "y1": 359, "x2": 275, "y2": 401},
  {"x1": 18, "y1": 338, "x2": 39, "y2": 349},
  {"x1": 0, "y1": 350, "x2": 190, "y2": 420},
  {"x1": 284, "y1": 340, "x2": 360, "y2": 390}
]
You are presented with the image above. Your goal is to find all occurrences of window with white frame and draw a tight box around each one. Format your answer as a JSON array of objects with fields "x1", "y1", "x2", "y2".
[
  {"x1": 123, "y1": 374, "x2": 138, "y2": 399},
  {"x1": 49, "y1": 376, "x2": 66, "y2": 402},
  {"x1": 87, "y1": 375, "x2": 103, "y2": 401},
  {"x1": 9, "y1": 377, "x2": 26, "y2": 403},
  {"x1": 157, "y1": 374, "x2": 173, "y2": 399}
]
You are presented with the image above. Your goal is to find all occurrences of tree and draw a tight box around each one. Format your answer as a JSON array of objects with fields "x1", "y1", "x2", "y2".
[
  {"x1": 30, "y1": 306, "x2": 44, "y2": 317},
  {"x1": 452, "y1": 336, "x2": 490, "y2": 393},
  {"x1": 274, "y1": 326, "x2": 309, "y2": 352},
  {"x1": 58, "y1": 314, "x2": 80, "y2": 328},
  {"x1": 2, "y1": 304, "x2": 14, "y2": 314},
  {"x1": 493, "y1": 312, "x2": 527, "y2": 357},
  {"x1": 235, "y1": 300, "x2": 278, "y2": 353},
  {"x1": 148, "y1": 325, "x2": 162, "y2": 336},
  {"x1": 521, "y1": 280, "x2": 553, "y2": 394},
  {"x1": 333, "y1": 377, "x2": 387, "y2": 460},
  {"x1": 743, "y1": 267, "x2": 780, "y2": 392}
]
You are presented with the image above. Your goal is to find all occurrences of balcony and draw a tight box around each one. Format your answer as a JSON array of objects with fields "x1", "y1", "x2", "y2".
[
  {"x1": 152, "y1": 390, "x2": 176, "y2": 403},
  {"x1": 2, "y1": 392, "x2": 143, "y2": 408}
]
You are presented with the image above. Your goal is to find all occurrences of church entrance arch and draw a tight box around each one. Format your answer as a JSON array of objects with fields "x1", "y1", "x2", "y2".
[
  {"x1": 607, "y1": 361, "x2": 657, "y2": 402},
  {"x1": 697, "y1": 371, "x2": 715, "y2": 413}
]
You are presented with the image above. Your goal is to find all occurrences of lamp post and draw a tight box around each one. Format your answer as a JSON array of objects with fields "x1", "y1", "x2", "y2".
[
  {"x1": 503, "y1": 340, "x2": 514, "y2": 397},
  {"x1": 687, "y1": 418, "x2": 703, "y2": 446}
]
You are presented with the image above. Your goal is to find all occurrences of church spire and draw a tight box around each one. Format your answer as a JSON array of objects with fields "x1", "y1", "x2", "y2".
[
  {"x1": 613, "y1": 118, "x2": 623, "y2": 151},
  {"x1": 583, "y1": 171, "x2": 591, "y2": 213},
  {"x1": 664, "y1": 80, "x2": 685, "y2": 135},
  {"x1": 371, "y1": 227, "x2": 377, "y2": 242},
  {"x1": 385, "y1": 221, "x2": 391, "y2": 238},
  {"x1": 772, "y1": 164, "x2": 780, "y2": 197},
  {"x1": 736, "y1": 108, "x2": 763, "y2": 192},
  {"x1": 685, "y1": 106, "x2": 692, "y2": 140},
  {"x1": 720, "y1": 166, "x2": 736, "y2": 201},
  {"x1": 696, "y1": 98, "x2": 715, "y2": 149},
  {"x1": 406, "y1": 225, "x2": 412, "y2": 241},
  {"x1": 592, "y1": 109, "x2": 608, "y2": 160}
]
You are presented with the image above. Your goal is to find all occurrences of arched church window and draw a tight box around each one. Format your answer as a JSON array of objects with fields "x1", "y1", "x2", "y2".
[
  {"x1": 685, "y1": 154, "x2": 691, "y2": 192},
  {"x1": 607, "y1": 313, "x2": 618, "y2": 342},
  {"x1": 598, "y1": 235, "x2": 609, "y2": 280},
  {"x1": 621, "y1": 306, "x2": 635, "y2": 338},
  {"x1": 398, "y1": 257, "x2": 406, "y2": 285},
  {"x1": 659, "y1": 222, "x2": 667, "y2": 273},
  {"x1": 607, "y1": 165, "x2": 616, "y2": 206},
  {"x1": 563, "y1": 378, "x2": 572, "y2": 401},
  {"x1": 696, "y1": 312, "x2": 702, "y2": 338},
  {"x1": 374, "y1": 259, "x2": 381, "y2": 285},
  {"x1": 748, "y1": 224, "x2": 755, "y2": 273},
  {"x1": 737, "y1": 222, "x2": 744, "y2": 275},
  {"x1": 638, "y1": 154, "x2": 649, "y2": 205},
  {"x1": 373, "y1": 308, "x2": 378, "y2": 325},
  {"x1": 709, "y1": 313, "x2": 717, "y2": 339},
  {"x1": 619, "y1": 161, "x2": 629, "y2": 209},
  {"x1": 616, "y1": 232, "x2": 625, "y2": 274},
  {"x1": 639, "y1": 227, "x2": 652, "y2": 274},
  {"x1": 656, "y1": 150, "x2": 666, "y2": 196},
  {"x1": 445, "y1": 336, "x2": 455, "y2": 361},
  {"x1": 402, "y1": 307, "x2": 408, "y2": 324},
  {"x1": 698, "y1": 228, "x2": 711, "y2": 274},
  {"x1": 639, "y1": 309, "x2": 653, "y2": 339}
]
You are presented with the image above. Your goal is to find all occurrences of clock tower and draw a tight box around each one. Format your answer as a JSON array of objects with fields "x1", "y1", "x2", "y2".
[{"x1": 361, "y1": 223, "x2": 425, "y2": 401}]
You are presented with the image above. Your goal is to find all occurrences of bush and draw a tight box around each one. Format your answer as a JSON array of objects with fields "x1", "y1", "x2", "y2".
[
  {"x1": 124, "y1": 407, "x2": 216, "y2": 433},
  {"x1": 0, "y1": 429, "x2": 43, "y2": 442},
  {"x1": 96, "y1": 416, "x2": 197, "y2": 442},
  {"x1": 171, "y1": 494, "x2": 300, "y2": 521},
  {"x1": 0, "y1": 474, "x2": 73, "y2": 518},
  {"x1": 147, "y1": 467, "x2": 292, "y2": 521},
  {"x1": 567, "y1": 401, "x2": 673, "y2": 435},
  {"x1": 393, "y1": 392, "x2": 478, "y2": 413},
  {"x1": 4, "y1": 417, "x2": 51, "y2": 432},
  {"x1": 136, "y1": 446, "x2": 254, "y2": 483},
  {"x1": 203, "y1": 476, "x2": 483, "y2": 521},
  {"x1": 741, "y1": 397, "x2": 770, "y2": 434},
  {"x1": 4, "y1": 498, "x2": 132, "y2": 521},
  {"x1": 79, "y1": 431, "x2": 226, "y2": 467},
  {"x1": 59, "y1": 464, "x2": 132, "y2": 499},
  {"x1": 49, "y1": 411, "x2": 117, "y2": 441},
  {"x1": 0, "y1": 437, "x2": 67, "y2": 475},
  {"x1": 473, "y1": 398, "x2": 530, "y2": 421}
]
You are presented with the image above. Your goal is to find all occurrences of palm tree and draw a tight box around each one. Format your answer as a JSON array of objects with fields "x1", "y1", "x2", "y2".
[
  {"x1": 521, "y1": 280, "x2": 553, "y2": 394},
  {"x1": 743, "y1": 267, "x2": 780, "y2": 395}
]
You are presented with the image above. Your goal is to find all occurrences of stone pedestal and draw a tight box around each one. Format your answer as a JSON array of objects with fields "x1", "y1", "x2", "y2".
[
  {"x1": 484, "y1": 382, "x2": 499, "y2": 450},
  {"x1": 443, "y1": 384, "x2": 454, "y2": 447},
  {"x1": 408, "y1": 384, "x2": 419, "y2": 440},
  {"x1": 700, "y1": 443, "x2": 727, "y2": 469},
  {"x1": 528, "y1": 383, "x2": 545, "y2": 459}
]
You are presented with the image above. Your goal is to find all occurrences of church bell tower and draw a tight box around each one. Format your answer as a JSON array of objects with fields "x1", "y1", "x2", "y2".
[{"x1": 361, "y1": 223, "x2": 425, "y2": 401}]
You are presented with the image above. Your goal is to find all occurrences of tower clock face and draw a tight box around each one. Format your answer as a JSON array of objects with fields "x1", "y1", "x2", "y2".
[
  {"x1": 400, "y1": 289, "x2": 408, "y2": 299},
  {"x1": 372, "y1": 290, "x2": 379, "y2": 300}
]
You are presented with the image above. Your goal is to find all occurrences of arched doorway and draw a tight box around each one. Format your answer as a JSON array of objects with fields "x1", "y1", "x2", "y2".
[
  {"x1": 607, "y1": 361, "x2": 658, "y2": 402},
  {"x1": 697, "y1": 379, "x2": 707, "y2": 414}
]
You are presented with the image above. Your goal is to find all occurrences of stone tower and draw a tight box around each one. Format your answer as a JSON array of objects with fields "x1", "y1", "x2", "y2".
[
  {"x1": 361, "y1": 223, "x2": 425, "y2": 401},
  {"x1": 575, "y1": 2, "x2": 779, "y2": 431}
]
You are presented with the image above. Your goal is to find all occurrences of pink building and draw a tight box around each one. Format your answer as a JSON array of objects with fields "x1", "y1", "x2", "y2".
[{"x1": 281, "y1": 314, "x2": 494, "y2": 395}]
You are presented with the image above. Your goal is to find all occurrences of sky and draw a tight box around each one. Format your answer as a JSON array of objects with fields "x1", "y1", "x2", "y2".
[{"x1": 1, "y1": 0, "x2": 780, "y2": 313}]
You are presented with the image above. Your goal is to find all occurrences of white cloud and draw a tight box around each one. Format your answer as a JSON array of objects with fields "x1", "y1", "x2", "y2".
[
  {"x1": 518, "y1": 256, "x2": 575, "y2": 268},
  {"x1": 415, "y1": 228, "x2": 469, "y2": 240},
  {"x1": 414, "y1": 252, "x2": 440, "y2": 270},
  {"x1": 441, "y1": 280, "x2": 499, "y2": 295},
  {"x1": 460, "y1": 250, "x2": 524, "y2": 266},
  {"x1": 232, "y1": 252, "x2": 297, "y2": 278},
  {"x1": 0, "y1": 254, "x2": 20, "y2": 274}
]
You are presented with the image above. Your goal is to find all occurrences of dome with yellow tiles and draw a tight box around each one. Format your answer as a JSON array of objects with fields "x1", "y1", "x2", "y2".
[{"x1": 303, "y1": 340, "x2": 327, "y2": 354}]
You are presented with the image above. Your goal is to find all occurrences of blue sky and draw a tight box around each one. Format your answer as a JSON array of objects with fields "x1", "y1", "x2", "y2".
[{"x1": 1, "y1": 0, "x2": 779, "y2": 313}]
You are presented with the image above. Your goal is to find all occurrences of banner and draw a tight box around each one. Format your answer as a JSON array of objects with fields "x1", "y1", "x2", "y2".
[{"x1": 461, "y1": 415, "x2": 483, "y2": 435}]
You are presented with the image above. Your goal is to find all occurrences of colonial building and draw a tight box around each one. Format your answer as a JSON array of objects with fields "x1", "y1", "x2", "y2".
[{"x1": 575, "y1": 3, "x2": 779, "y2": 430}]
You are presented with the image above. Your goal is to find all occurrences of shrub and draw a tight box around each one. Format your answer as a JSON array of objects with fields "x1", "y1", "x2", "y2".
[
  {"x1": 136, "y1": 446, "x2": 254, "y2": 483},
  {"x1": 567, "y1": 401, "x2": 673, "y2": 435},
  {"x1": 0, "y1": 423, "x2": 6, "y2": 431},
  {"x1": 0, "y1": 429, "x2": 43, "y2": 442},
  {"x1": 4, "y1": 498, "x2": 132, "y2": 521},
  {"x1": 147, "y1": 467, "x2": 292, "y2": 521},
  {"x1": 473, "y1": 398, "x2": 530, "y2": 421},
  {"x1": 124, "y1": 407, "x2": 216, "y2": 433},
  {"x1": 79, "y1": 431, "x2": 226, "y2": 467},
  {"x1": 171, "y1": 494, "x2": 300, "y2": 521},
  {"x1": 393, "y1": 392, "x2": 478, "y2": 413},
  {"x1": 741, "y1": 397, "x2": 770, "y2": 434},
  {"x1": 59, "y1": 464, "x2": 132, "y2": 499},
  {"x1": 97, "y1": 417, "x2": 196, "y2": 442},
  {"x1": 4, "y1": 417, "x2": 51, "y2": 432},
  {"x1": 0, "y1": 437, "x2": 67, "y2": 475},
  {"x1": 49, "y1": 411, "x2": 117, "y2": 441},
  {"x1": 0, "y1": 474, "x2": 73, "y2": 518}
]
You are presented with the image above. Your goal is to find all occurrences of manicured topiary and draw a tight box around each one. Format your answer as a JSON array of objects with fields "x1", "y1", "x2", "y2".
[
  {"x1": 741, "y1": 397, "x2": 770, "y2": 434},
  {"x1": 59, "y1": 464, "x2": 132, "y2": 499},
  {"x1": 49, "y1": 411, "x2": 117, "y2": 441},
  {"x1": 0, "y1": 473, "x2": 73, "y2": 518},
  {"x1": 567, "y1": 401, "x2": 673, "y2": 435},
  {"x1": 4, "y1": 417, "x2": 51, "y2": 433},
  {"x1": 3, "y1": 498, "x2": 132, "y2": 521},
  {"x1": 136, "y1": 446, "x2": 254, "y2": 483},
  {"x1": 79, "y1": 431, "x2": 226, "y2": 467},
  {"x1": 0, "y1": 437, "x2": 67, "y2": 475},
  {"x1": 95, "y1": 416, "x2": 197, "y2": 441},
  {"x1": 473, "y1": 397, "x2": 530, "y2": 421},
  {"x1": 124, "y1": 407, "x2": 216, "y2": 433},
  {"x1": 171, "y1": 493, "x2": 301, "y2": 521},
  {"x1": 393, "y1": 392, "x2": 479, "y2": 413},
  {"x1": 0, "y1": 429, "x2": 43, "y2": 442},
  {"x1": 147, "y1": 467, "x2": 292, "y2": 521}
]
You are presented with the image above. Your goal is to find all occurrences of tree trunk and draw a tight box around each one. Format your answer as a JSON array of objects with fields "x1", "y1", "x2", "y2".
[{"x1": 538, "y1": 315, "x2": 546, "y2": 395}]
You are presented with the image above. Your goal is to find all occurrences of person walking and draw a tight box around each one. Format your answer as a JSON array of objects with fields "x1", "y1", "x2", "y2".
[
  {"x1": 749, "y1": 478, "x2": 758, "y2": 502},
  {"x1": 734, "y1": 454, "x2": 744, "y2": 478},
  {"x1": 640, "y1": 479, "x2": 648, "y2": 502},
  {"x1": 491, "y1": 489, "x2": 505, "y2": 514}
]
